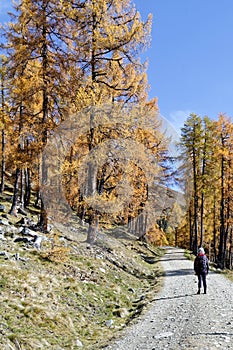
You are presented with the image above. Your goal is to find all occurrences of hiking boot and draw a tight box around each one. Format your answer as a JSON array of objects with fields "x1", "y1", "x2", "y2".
[{"x1": 197, "y1": 289, "x2": 200, "y2": 294}]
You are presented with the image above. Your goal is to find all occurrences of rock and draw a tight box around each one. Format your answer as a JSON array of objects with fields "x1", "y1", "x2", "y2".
[
  {"x1": 99, "y1": 267, "x2": 106, "y2": 273},
  {"x1": 14, "y1": 237, "x2": 33, "y2": 244},
  {"x1": 21, "y1": 227, "x2": 38, "y2": 237},
  {"x1": 13, "y1": 252, "x2": 29, "y2": 262},
  {"x1": 113, "y1": 308, "x2": 129, "y2": 318},
  {"x1": 132, "y1": 295, "x2": 145, "y2": 304},
  {"x1": 33, "y1": 236, "x2": 43, "y2": 250},
  {"x1": 0, "y1": 218, "x2": 9, "y2": 226},
  {"x1": 0, "y1": 204, "x2": 5, "y2": 212},
  {"x1": 141, "y1": 255, "x2": 156, "y2": 264},
  {"x1": 105, "y1": 319, "x2": 114, "y2": 328},
  {"x1": 0, "y1": 233, "x2": 6, "y2": 240},
  {"x1": 76, "y1": 339, "x2": 83, "y2": 347},
  {"x1": 5, "y1": 226, "x2": 19, "y2": 235},
  {"x1": 17, "y1": 226, "x2": 24, "y2": 233},
  {"x1": 16, "y1": 217, "x2": 29, "y2": 226},
  {"x1": 17, "y1": 207, "x2": 28, "y2": 216},
  {"x1": 15, "y1": 252, "x2": 20, "y2": 260},
  {"x1": 47, "y1": 224, "x2": 53, "y2": 232},
  {"x1": 0, "y1": 251, "x2": 9, "y2": 259}
]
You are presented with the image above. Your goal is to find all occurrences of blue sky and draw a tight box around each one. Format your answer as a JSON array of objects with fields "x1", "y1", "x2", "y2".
[
  {"x1": 1, "y1": 1, "x2": 233, "y2": 133},
  {"x1": 134, "y1": 0, "x2": 233, "y2": 131}
]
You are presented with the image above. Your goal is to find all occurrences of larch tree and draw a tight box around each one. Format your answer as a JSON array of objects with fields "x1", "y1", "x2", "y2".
[
  {"x1": 0, "y1": 55, "x2": 9, "y2": 194},
  {"x1": 213, "y1": 114, "x2": 233, "y2": 268},
  {"x1": 61, "y1": 0, "x2": 154, "y2": 243},
  {"x1": 67, "y1": 0, "x2": 152, "y2": 107},
  {"x1": 199, "y1": 115, "x2": 215, "y2": 247},
  {"x1": 180, "y1": 113, "x2": 204, "y2": 254},
  {"x1": 2, "y1": 0, "x2": 165, "y2": 246},
  {"x1": 178, "y1": 112, "x2": 233, "y2": 268},
  {"x1": 60, "y1": 104, "x2": 167, "y2": 244},
  {"x1": 200, "y1": 117, "x2": 220, "y2": 260},
  {"x1": 3, "y1": 0, "x2": 83, "y2": 225}
]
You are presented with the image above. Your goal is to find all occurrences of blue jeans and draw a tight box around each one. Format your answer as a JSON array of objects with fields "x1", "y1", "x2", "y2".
[{"x1": 197, "y1": 273, "x2": 207, "y2": 292}]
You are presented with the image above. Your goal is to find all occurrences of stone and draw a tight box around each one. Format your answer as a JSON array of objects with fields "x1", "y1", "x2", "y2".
[
  {"x1": 14, "y1": 237, "x2": 32, "y2": 244},
  {"x1": 113, "y1": 308, "x2": 129, "y2": 318},
  {"x1": 17, "y1": 207, "x2": 28, "y2": 216},
  {"x1": 0, "y1": 218, "x2": 9, "y2": 226},
  {"x1": 33, "y1": 236, "x2": 43, "y2": 250},
  {"x1": 0, "y1": 251, "x2": 9, "y2": 259},
  {"x1": 105, "y1": 319, "x2": 114, "y2": 328},
  {"x1": 76, "y1": 339, "x2": 83, "y2": 347},
  {"x1": 0, "y1": 204, "x2": 5, "y2": 212},
  {"x1": 99, "y1": 267, "x2": 106, "y2": 273},
  {"x1": 21, "y1": 227, "x2": 37, "y2": 237}
]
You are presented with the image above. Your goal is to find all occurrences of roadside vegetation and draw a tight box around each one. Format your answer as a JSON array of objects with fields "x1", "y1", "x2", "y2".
[{"x1": 0, "y1": 190, "x2": 164, "y2": 350}]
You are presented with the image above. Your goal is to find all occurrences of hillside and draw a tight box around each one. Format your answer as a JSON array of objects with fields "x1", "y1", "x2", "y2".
[{"x1": 0, "y1": 191, "x2": 163, "y2": 350}]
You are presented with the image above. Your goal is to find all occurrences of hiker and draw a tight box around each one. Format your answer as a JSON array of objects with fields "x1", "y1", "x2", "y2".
[{"x1": 194, "y1": 247, "x2": 209, "y2": 294}]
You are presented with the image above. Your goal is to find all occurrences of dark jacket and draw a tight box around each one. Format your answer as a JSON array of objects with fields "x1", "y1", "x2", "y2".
[{"x1": 194, "y1": 253, "x2": 209, "y2": 274}]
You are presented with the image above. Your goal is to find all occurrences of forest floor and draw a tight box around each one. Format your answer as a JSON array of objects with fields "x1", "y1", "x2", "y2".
[{"x1": 105, "y1": 247, "x2": 233, "y2": 350}]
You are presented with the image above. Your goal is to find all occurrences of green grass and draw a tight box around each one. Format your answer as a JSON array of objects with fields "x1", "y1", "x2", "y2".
[
  {"x1": 0, "y1": 229, "x2": 162, "y2": 349},
  {"x1": 0, "y1": 186, "x2": 163, "y2": 349},
  {"x1": 184, "y1": 249, "x2": 195, "y2": 261}
]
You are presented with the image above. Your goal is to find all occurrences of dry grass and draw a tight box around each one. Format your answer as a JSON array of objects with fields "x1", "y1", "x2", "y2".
[{"x1": 0, "y1": 194, "x2": 163, "y2": 349}]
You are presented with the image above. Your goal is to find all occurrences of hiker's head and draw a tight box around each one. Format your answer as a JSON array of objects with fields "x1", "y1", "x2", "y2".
[{"x1": 198, "y1": 247, "x2": 205, "y2": 254}]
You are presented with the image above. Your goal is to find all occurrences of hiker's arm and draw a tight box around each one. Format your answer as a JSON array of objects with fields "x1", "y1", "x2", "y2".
[
  {"x1": 194, "y1": 259, "x2": 198, "y2": 274},
  {"x1": 206, "y1": 258, "x2": 209, "y2": 274}
]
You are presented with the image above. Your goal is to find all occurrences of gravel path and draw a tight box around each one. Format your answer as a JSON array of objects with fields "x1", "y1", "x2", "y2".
[{"x1": 105, "y1": 247, "x2": 233, "y2": 350}]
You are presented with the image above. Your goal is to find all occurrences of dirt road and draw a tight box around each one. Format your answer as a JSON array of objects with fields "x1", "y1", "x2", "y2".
[{"x1": 105, "y1": 247, "x2": 233, "y2": 350}]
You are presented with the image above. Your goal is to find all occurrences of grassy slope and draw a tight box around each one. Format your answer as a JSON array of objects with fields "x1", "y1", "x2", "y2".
[{"x1": 0, "y1": 194, "x2": 164, "y2": 350}]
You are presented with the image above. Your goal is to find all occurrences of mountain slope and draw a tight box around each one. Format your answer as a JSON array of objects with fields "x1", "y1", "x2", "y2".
[{"x1": 0, "y1": 193, "x2": 163, "y2": 350}]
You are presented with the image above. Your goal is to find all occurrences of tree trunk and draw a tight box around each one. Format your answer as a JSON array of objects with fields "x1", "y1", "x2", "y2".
[
  {"x1": 200, "y1": 132, "x2": 207, "y2": 247},
  {"x1": 218, "y1": 152, "x2": 225, "y2": 268},
  {"x1": 87, "y1": 214, "x2": 98, "y2": 244},
  {"x1": 24, "y1": 168, "x2": 31, "y2": 207},
  {"x1": 200, "y1": 192, "x2": 204, "y2": 247},
  {"x1": 223, "y1": 177, "x2": 231, "y2": 268},
  {"x1": 189, "y1": 207, "x2": 193, "y2": 251},
  {"x1": 19, "y1": 169, "x2": 25, "y2": 209},
  {"x1": 0, "y1": 67, "x2": 6, "y2": 194},
  {"x1": 213, "y1": 195, "x2": 217, "y2": 263},
  {"x1": 0, "y1": 129, "x2": 5, "y2": 193},
  {"x1": 38, "y1": 5, "x2": 49, "y2": 231},
  {"x1": 9, "y1": 168, "x2": 21, "y2": 216},
  {"x1": 38, "y1": 200, "x2": 48, "y2": 232},
  {"x1": 228, "y1": 228, "x2": 233, "y2": 270}
]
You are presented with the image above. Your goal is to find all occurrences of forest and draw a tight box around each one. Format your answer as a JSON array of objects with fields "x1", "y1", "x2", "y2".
[{"x1": 0, "y1": 0, "x2": 233, "y2": 270}]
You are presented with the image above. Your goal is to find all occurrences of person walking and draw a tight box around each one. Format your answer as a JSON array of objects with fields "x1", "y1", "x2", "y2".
[{"x1": 194, "y1": 247, "x2": 209, "y2": 294}]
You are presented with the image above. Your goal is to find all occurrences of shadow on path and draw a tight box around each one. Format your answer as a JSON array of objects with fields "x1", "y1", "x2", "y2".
[
  {"x1": 152, "y1": 293, "x2": 196, "y2": 301},
  {"x1": 163, "y1": 250, "x2": 184, "y2": 254},
  {"x1": 165, "y1": 268, "x2": 194, "y2": 277},
  {"x1": 161, "y1": 257, "x2": 189, "y2": 262},
  {"x1": 193, "y1": 332, "x2": 233, "y2": 337}
]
